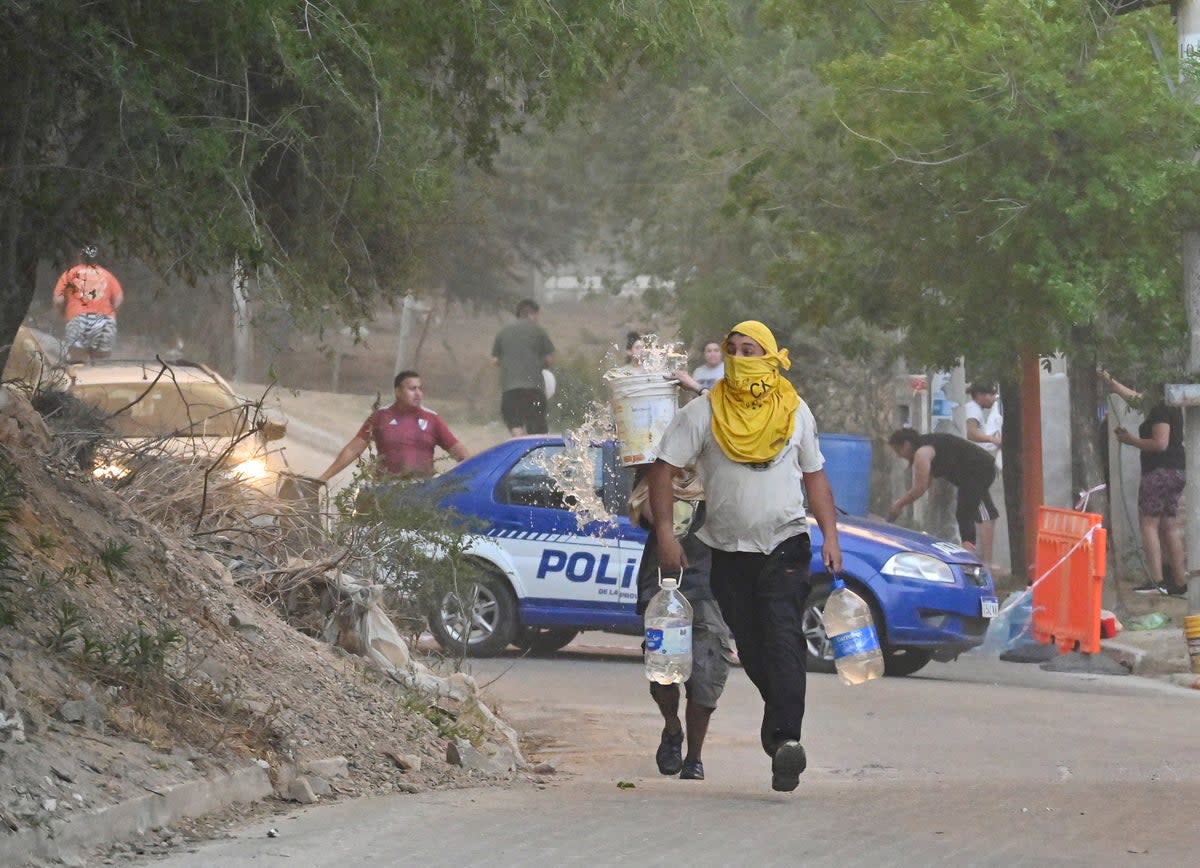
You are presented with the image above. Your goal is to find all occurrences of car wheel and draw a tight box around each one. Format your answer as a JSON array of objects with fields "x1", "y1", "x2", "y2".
[
  {"x1": 514, "y1": 627, "x2": 579, "y2": 656},
  {"x1": 428, "y1": 573, "x2": 519, "y2": 658},
  {"x1": 883, "y1": 647, "x2": 932, "y2": 677}
]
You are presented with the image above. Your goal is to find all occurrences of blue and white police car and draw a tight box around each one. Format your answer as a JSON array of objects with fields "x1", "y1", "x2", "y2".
[{"x1": 417, "y1": 435, "x2": 998, "y2": 676}]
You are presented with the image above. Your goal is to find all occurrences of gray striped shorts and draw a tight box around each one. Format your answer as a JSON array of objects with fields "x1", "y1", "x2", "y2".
[{"x1": 65, "y1": 314, "x2": 117, "y2": 352}]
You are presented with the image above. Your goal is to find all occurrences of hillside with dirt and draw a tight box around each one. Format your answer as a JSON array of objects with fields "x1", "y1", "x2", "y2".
[{"x1": 0, "y1": 386, "x2": 533, "y2": 865}]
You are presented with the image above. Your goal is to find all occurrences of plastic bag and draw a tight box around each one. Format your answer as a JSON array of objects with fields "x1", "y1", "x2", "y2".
[
  {"x1": 974, "y1": 589, "x2": 1033, "y2": 655},
  {"x1": 1126, "y1": 612, "x2": 1170, "y2": 631}
]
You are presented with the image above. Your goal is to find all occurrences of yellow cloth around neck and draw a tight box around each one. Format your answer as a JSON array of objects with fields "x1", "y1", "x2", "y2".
[{"x1": 709, "y1": 321, "x2": 800, "y2": 463}]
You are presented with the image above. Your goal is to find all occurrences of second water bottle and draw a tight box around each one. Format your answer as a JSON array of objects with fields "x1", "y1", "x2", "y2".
[
  {"x1": 823, "y1": 577, "x2": 883, "y2": 685},
  {"x1": 644, "y1": 573, "x2": 693, "y2": 684}
]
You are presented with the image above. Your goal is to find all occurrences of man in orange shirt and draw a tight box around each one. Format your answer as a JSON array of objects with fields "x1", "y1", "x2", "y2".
[{"x1": 53, "y1": 245, "x2": 124, "y2": 363}]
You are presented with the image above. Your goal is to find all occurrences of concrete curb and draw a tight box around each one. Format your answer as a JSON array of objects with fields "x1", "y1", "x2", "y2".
[
  {"x1": 1098, "y1": 639, "x2": 1147, "y2": 674},
  {"x1": 0, "y1": 764, "x2": 272, "y2": 867},
  {"x1": 1166, "y1": 672, "x2": 1200, "y2": 690}
]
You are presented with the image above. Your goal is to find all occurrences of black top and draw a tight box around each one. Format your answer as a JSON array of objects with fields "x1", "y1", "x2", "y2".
[
  {"x1": 917, "y1": 432, "x2": 997, "y2": 486},
  {"x1": 1138, "y1": 403, "x2": 1185, "y2": 473}
]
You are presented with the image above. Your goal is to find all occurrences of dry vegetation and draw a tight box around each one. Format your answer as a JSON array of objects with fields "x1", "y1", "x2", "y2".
[{"x1": 0, "y1": 384, "x2": 531, "y2": 860}]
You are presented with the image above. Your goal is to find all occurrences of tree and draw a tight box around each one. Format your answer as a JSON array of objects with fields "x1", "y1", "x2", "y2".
[{"x1": 0, "y1": 0, "x2": 726, "y2": 367}]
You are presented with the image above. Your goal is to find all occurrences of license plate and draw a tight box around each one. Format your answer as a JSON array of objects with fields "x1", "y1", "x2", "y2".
[{"x1": 981, "y1": 597, "x2": 999, "y2": 618}]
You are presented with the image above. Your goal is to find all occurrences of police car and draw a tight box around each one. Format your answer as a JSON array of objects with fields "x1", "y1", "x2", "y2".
[{"x1": 418, "y1": 435, "x2": 998, "y2": 676}]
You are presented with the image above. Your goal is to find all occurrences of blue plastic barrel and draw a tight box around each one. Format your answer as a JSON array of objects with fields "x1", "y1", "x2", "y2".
[{"x1": 818, "y1": 433, "x2": 872, "y2": 516}]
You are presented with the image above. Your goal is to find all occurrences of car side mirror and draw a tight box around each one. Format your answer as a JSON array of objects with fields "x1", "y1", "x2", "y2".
[{"x1": 261, "y1": 418, "x2": 287, "y2": 441}]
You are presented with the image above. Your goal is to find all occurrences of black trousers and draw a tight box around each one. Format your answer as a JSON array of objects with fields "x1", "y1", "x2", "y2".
[{"x1": 709, "y1": 533, "x2": 812, "y2": 747}]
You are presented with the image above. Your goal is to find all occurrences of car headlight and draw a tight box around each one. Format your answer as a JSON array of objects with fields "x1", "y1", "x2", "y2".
[
  {"x1": 881, "y1": 552, "x2": 955, "y2": 584},
  {"x1": 229, "y1": 458, "x2": 269, "y2": 480},
  {"x1": 93, "y1": 462, "x2": 130, "y2": 481}
]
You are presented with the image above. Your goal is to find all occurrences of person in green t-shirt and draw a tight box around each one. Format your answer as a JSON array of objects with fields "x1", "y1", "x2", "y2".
[{"x1": 491, "y1": 298, "x2": 556, "y2": 436}]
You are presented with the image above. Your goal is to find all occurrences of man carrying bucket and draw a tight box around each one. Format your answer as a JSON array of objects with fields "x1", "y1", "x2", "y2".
[{"x1": 647, "y1": 321, "x2": 842, "y2": 793}]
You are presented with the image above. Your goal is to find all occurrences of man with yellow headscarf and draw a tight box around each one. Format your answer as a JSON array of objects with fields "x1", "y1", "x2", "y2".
[{"x1": 647, "y1": 320, "x2": 842, "y2": 793}]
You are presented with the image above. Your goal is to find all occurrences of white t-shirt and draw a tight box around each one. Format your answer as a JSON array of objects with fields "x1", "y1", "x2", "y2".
[
  {"x1": 656, "y1": 397, "x2": 825, "y2": 554},
  {"x1": 964, "y1": 399, "x2": 1003, "y2": 465},
  {"x1": 691, "y1": 363, "x2": 724, "y2": 392}
]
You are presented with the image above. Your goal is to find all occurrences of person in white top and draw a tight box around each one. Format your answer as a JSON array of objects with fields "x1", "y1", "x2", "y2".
[
  {"x1": 964, "y1": 382, "x2": 1002, "y2": 468},
  {"x1": 690, "y1": 341, "x2": 724, "y2": 392},
  {"x1": 648, "y1": 320, "x2": 840, "y2": 794}
]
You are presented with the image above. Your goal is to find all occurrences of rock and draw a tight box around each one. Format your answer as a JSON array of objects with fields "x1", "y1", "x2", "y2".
[
  {"x1": 303, "y1": 774, "x2": 332, "y2": 796},
  {"x1": 41, "y1": 798, "x2": 57, "y2": 812},
  {"x1": 446, "y1": 738, "x2": 516, "y2": 775},
  {"x1": 196, "y1": 657, "x2": 229, "y2": 686},
  {"x1": 229, "y1": 609, "x2": 263, "y2": 634},
  {"x1": 287, "y1": 778, "x2": 318, "y2": 804},
  {"x1": 58, "y1": 699, "x2": 105, "y2": 732},
  {"x1": 530, "y1": 762, "x2": 556, "y2": 775},
  {"x1": 51, "y1": 764, "x2": 76, "y2": 783},
  {"x1": 301, "y1": 756, "x2": 349, "y2": 779},
  {"x1": 394, "y1": 782, "x2": 424, "y2": 794},
  {"x1": 447, "y1": 672, "x2": 477, "y2": 695},
  {"x1": 382, "y1": 749, "x2": 422, "y2": 772},
  {"x1": 0, "y1": 710, "x2": 25, "y2": 743},
  {"x1": 445, "y1": 738, "x2": 481, "y2": 769}
]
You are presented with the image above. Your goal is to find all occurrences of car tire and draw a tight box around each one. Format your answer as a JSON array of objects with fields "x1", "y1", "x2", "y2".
[
  {"x1": 514, "y1": 627, "x2": 579, "y2": 656},
  {"x1": 428, "y1": 571, "x2": 519, "y2": 658},
  {"x1": 882, "y1": 647, "x2": 932, "y2": 677}
]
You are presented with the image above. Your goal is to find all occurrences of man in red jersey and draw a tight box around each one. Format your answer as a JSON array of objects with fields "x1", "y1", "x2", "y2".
[{"x1": 318, "y1": 371, "x2": 470, "y2": 483}]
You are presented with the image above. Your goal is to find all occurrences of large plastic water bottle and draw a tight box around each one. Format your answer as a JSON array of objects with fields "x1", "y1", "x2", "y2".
[
  {"x1": 824, "y1": 577, "x2": 883, "y2": 685},
  {"x1": 644, "y1": 573, "x2": 693, "y2": 684}
]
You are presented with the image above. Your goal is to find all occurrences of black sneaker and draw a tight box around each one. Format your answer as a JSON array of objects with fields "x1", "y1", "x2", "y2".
[
  {"x1": 771, "y1": 740, "x2": 807, "y2": 792},
  {"x1": 1164, "y1": 583, "x2": 1189, "y2": 598},
  {"x1": 679, "y1": 758, "x2": 705, "y2": 780},
  {"x1": 655, "y1": 727, "x2": 684, "y2": 776},
  {"x1": 1133, "y1": 582, "x2": 1167, "y2": 595}
]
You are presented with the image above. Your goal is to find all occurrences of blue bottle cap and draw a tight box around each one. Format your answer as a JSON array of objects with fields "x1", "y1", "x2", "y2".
[{"x1": 831, "y1": 576, "x2": 845, "y2": 590}]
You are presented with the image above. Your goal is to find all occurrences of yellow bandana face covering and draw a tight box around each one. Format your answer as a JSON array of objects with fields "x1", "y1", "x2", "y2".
[{"x1": 709, "y1": 322, "x2": 801, "y2": 463}]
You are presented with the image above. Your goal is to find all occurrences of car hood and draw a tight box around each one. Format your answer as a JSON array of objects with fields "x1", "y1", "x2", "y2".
[{"x1": 824, "y1": 513, "x2": 980, "y2": 566}]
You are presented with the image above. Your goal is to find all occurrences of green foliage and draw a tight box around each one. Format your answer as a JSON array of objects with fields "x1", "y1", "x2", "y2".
[
  {"x1": 761, "y1": 0, "x2": 1197, "y2": 371},
  {"x1": 29, "y1": 532, "x2": 59, "y2": 553},
  {"x1": 79, "y1": 623, "x2": 184, "y2": 684},
  {"x1": 98, "y1": 539, "x2": 133, "y2": 582},
  {"x1": 40, "y1": 601, "x2": 84, "y2": 653},
  {"x1": 398, "y1": 691, "x2": 480, "y2": 743},
  {"x1": 0, "y1": 0, "x2": 729, "y2": 356},
  {"x1": 520, "y1": 0, "x2": 1195, "y2": 384},
  {"x1": 333, "y1": 472, "x2": 487, "y2": 635}
]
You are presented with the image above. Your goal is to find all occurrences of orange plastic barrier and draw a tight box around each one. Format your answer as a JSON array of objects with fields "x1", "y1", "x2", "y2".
[{"x1": 1031, "y1": 506, "x2": 1107, "y2": 655}]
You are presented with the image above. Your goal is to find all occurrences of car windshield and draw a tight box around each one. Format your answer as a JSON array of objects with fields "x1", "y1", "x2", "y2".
[
  {"x1": 73, "y1": 381, "x2": 248, "y2": 438},
  {"x1": 496, "y1": 445, "x2": 603, "y2": 510}
]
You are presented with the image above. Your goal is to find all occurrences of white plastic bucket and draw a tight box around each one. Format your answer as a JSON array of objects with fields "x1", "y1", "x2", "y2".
[{"x1": 607, "y1": 372, "x2": 679, "y2": 466}]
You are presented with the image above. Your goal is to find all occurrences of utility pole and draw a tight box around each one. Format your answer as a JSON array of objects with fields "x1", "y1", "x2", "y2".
[
  {"x1": 1020, "y1": 349, "x2": 1044, "y2": 578},
  {"x1": 1175, "y1": 0, "x2": 1200, "y2": 623}
]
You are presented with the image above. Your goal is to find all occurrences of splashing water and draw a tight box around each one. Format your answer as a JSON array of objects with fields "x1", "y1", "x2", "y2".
[
  {"x1": 530, "y1": 399, "x2": 619, "y2": 535},
  {"x1": 602, "y1": 333, "x2": 688, "y2": 379},
  {"x1": 537, "y1": 333, "x2": 688, "y2": 535}
]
